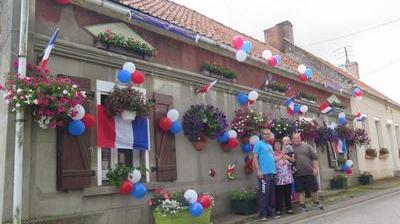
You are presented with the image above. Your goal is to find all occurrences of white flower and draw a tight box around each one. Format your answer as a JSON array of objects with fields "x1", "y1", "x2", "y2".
[
  {"x1": 13, "y1": 96, "x2": 17, "y2": 100},
  {"x1": 17, "y1": 88, "x2": 22, "y2": 93},
  {"x1": 5, "y1": 99, "x2": 10, "y2": 104},
  {"x1": 72, "y1": 84, "x2": 77, "y2": 88},
  {"x1": 3, "y1": 94, "x2": 8, "y2": 99},
  {"x1": 63, "y1": 90, "x2": 68, "y2": 95},
  {"x1": 15, "y1": 103, "x2": 21, "y2": 108},
  {"x1": 81, "y1": 91, "x2": 87, "y2": 98},
  {"x1": 33, "y1": 99, "x2": 38, "y2": 105}
]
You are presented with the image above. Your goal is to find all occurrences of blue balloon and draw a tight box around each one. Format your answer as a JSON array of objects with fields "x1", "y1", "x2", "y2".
[
  {"x1": 305, "y1": 68, "x2": 313, "y2": 79},
  {"x1": 339, "y1": 117, "x2": 347, "y2": 126},
  {"x1": 242, "y1": 41, "x2": 252, "y2": 53},
  {"x1": 242, "y1": 143, "x2": 252, "y2": 154},
  {"x1": 189, "y1": 202, "x2": 204, "y2": 217},
  {"x1": 342, "y1": 164, "x2": 349, "y2": 171},
  {"x1": 275, "y1": 55, "x2": 282, "y2": 65},
  {"x1": 131, "y1": 183, "x2": 147, "y2": 199},
  {"x1": 293, "y1": 104, "x2": 301, "y2": 114},
  {"x1": 236, "y1": 92, "x2": 249, "y2": 105},
  {"x1": 217, "y1": 131, "x2": 230, "y2": 143},
  {"x1": 117, "y1": 69, "x2": 131, "y2": 84},
  {"x1": 68, "y1": 120, "x2": 85, "y2": 136},
  {"x1": 169, "y1": 121, "x2": 182, "y2": 134}
]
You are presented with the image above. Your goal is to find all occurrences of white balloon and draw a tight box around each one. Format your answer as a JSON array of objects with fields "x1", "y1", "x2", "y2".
[
  {"x1": 69, "y1": 104, "x2": 85, "y2": 120},
  {"x1": 300, "y1": 105, "x2": 308, "y2": 113},
  {"x1": 184, "y1": 189, "x2": 198, "y2": 204},
  {"x1": 248, "y1": 90, "x2": 259, "y2": 101},
  {"x1": 228, "y1": 130, "x2": 237, "y2": 139},
  {"x1": 235, "y1": 50, "x2": 247, "y2": 62},
  {"x1": 345, "y1": 160, "x2": 354, "y2": 168},
  {"x1": 167, "y1": 109, "x2": 180, "y2": 122},
  {"x1": 128, "y1": 169, "x2": 141, "y2": 183},
  {"x1": 122, "y1": 62, "x2": 136, "y2": 73},
  {"x1": 297, "y1": 64, "x2": 307, "y2": 74},
  {"x1": 338, "y1": 112, "x2": 346, "y2": 119},
  {"x1": 262, "y1": 50, "x2": 273, "y2": 60},
  {"x1": 249, "y1": 135, "x2": 260, "y2": 145}
]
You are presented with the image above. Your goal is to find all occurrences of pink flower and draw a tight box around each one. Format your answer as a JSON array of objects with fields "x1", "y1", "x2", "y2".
[
  {"x1": 49, "y1": 121, "x2": 57, "y2": 129},
  {"x1": 57, "y1": 121, "x2": 64, "y2": 127},
  {"x1": 12, "y1": 60, "x2": 18, "y2": 68},
  {"x1": 0, "y1": 84, "x2": 2, "y2": 90},
  {"x1": 57, "y1": 106, "x2": 65, "y2": 113}
]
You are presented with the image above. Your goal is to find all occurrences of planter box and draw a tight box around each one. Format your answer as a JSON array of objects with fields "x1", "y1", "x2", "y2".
[
  {"x1": 359, "y1": 175, "x2": 374, "y2": 185},
  {"x1": 94, "y1": 41, "x2": 153, "y2": 61},
  {"x1": 379, "y1": 154, "x2": 389, "y2": 159},
  {"x1": 153, "y1": 209, "x2": 211, "y2": 224},
  {"x1": 365, "y1": 154, "x2": 377, "y2": 160},
  {"x1": 300, "y1": 98, "x2": 316, "y2": 104},
  {"x1": 269, "y1": 89, "x2": 285, "y2": 95},
  {"x1": 330, "y1": 179, "x2": 347, "y2": 189},
  {"x1": 231, "y1": 198, "x2": 257, "y2": 215},
  {"x1": 200, "y1": 69, "x2": 236, "y2": 83}
]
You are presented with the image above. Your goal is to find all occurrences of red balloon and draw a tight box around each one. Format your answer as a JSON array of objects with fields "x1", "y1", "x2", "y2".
[
  {"x1": 287, "y1": 108, "x2": 294, "y2": 116},
  {"x1": 354, "y1": 91, "x2": 363, "y2": 97},
  {"x1": 56, "y1": 0, "x2": 71, "y2": 4},
  {"x1": 227, "y1": 138, "x2": 239, "y2": 149},
  {"x1": 159, "y1": 117, "x2": 172, "y2": 132},
  {"x1": 119, "y1": 180, "x2": 133, "y2": 195},
  {"x1": 81, "y1": 113, "x2": 96, "y2": 129},
  {"x1": 248, "y1": 99, "x2": 256, "y2": 105},
  {"x1": 231, "y1": 36, "x2": 244, "y2": 50},
  {"x1": 198, "y1": 194, "x2": 212, "y2": 209},
  {"x1": 299, "y1": 74, "x2": 308, "y2": 82},
  {"x1": 209, "y1": 168, "x2": 216, "y2": 177},
  {"x1": 267, "y1": 57, "x2": 277, "y2": 67},
  {"x1": 132, "y1": 70, "x2": 145, "y2": 84}
]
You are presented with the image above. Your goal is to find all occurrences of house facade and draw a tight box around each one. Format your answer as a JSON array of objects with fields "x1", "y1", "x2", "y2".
[{"x1": 0, "y1": 1, "x2": 361, "y2": 223}]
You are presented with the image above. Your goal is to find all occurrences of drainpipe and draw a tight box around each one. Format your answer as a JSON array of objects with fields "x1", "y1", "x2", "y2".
[{"x1": 13, "y1": 0, "x2": 29, "y2": 223}]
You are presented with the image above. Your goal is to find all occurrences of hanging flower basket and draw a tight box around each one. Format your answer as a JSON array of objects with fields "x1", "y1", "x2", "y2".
[
  {"x1": 231, "y1": 109, "x2": 268, "y2": 141},
  {"x1": 270, "y1": 118, "x2": 294, "y2": 140},
  {"x1": 121, "y1": 110, "x2": 136, "y2": 121}
]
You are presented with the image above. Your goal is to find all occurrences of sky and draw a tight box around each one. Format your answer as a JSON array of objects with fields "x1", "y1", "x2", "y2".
[{"x1": 172, "y1": 0, "x2": 400, "y2": 103}]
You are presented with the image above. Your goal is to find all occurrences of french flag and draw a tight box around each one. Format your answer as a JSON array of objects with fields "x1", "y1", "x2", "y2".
[
  {"x1": 41, "y1": 28, "x2": 59, "y2": 68},
  {"x1": 319, "y1": 103, "x2": 333, "y2": 114},
  {"x1": 97, "y1": 105, "x2": 150, "y2": 150},
  {"x1": 355, "y1": 112, "x2": 367, "y2": 121},
  {"x1": 284, "y1": 97, "x2": 295, "y2": 113},
  {"x1": 196, "y1": 79, "x2": 218, "y2": 94},
  {"x1": 335, "y1": 138, "x2": 347, "y2": 154}
]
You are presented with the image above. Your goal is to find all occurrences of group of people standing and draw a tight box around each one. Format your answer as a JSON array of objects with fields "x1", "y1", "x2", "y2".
[{"x1": 253, "y1": 129, "x2": 324, "y2": 221}]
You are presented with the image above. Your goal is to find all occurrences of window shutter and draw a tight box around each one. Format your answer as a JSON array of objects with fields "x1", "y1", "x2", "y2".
[
  {"x1": 56, "y1": 75, "x2": 92, "y2": 191},
  {"x1": 154, "y1": 93, "x2": 177, "y2": 182}
]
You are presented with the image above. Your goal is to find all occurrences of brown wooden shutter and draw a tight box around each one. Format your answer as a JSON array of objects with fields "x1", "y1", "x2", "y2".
[
  {"x1": 154, "y1": 93, "x2": 177, "y2": 181},
  {"x1": 56, "y1": 75, "x2": 92, "y2": 191}
]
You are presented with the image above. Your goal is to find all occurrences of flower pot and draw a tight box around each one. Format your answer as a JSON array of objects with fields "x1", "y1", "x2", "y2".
[
  {"x1": 330, "y1": 179, "x2": 347, "y2": 189},
  {"x1": 359, "y1": 175, "x2": 373, "y2": 185},
  {"x1": 300, "y1": 98, "x2": 316, "y2": 104},
  {"x1": 193, "y1": 140, "x2": 207, "y2": 151},
  {"x1": 153, "y1": 208, "x2": 211, "y2": 224},
  {"x1": 94, "y1": 40, "x2": 152, "y2": 61},
  {"x1": 121, "y1": 110, "x2": 136, "y2": 121},
  {"x1": 231, "y1": 198, "x2": 257, "y2": 215},
  {"x1": 269, "y1": 90, "x2": 285, "y2": 95},
  {"x1": 365, "y1": 154, "x2": 376, "y2": 160},
  {"x1": 379, "y1": 154, "x2": 389, "y2": 159}
]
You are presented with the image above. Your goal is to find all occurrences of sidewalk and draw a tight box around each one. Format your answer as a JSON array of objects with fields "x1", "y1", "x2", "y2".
[{"x1": 213, "y1": 177, "x2": 400, "y2": 224}]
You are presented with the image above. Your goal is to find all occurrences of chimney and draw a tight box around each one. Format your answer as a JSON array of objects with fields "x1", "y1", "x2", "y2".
[
  {"x1": 264, "y1": 21, "x2": 294, "y2": 52},
  {"x1": 345, "y1": 61, "x2": 360, "y2": 78}
]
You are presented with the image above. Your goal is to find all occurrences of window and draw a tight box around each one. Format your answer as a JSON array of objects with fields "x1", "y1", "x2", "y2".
[
  {"x1": 96, "y1": 80, "x2": 150, "y2": 186},
  {"x1": 374, "y1": 118, "x2": 383, "y2": 148},
  {"x1": 386, "y1": 124, "x2": 394, "y2": 153}
]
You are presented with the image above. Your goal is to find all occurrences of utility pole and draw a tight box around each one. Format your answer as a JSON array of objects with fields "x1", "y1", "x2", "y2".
[{"x1": 344, "y1": 46, "x2": 350, "y2": 64}]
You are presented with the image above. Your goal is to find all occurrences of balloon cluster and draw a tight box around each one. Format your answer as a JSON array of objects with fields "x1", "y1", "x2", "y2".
[
  {"x1": 262, "y1": 50, "x2": 281, "y2": 67},
  {"x1": 67, "y1": 104, "x2": 96, "y2": 136},
  {"x1": 218, "y1": 130, "x2": 239, "y2": 150},
  {"x1": 231, "y1": 36, "x2": 252, "y2": 62},
  {"x1": 338, "y1": 112, "x2": 347, "y2": 126},
  {"x1": 119, "y1": 169, "x2": 148, "y2": 199},
  {"x1": 355, "y1": 112, "x2": 367, "y2": 122},
  {"x1": 241, "y1": 135, "x2": 260, "y2": 154},
  {"x1": 284, "y1": 97, "x2": 308, "y2": 116},
  {"x1": 159, "y1": 109, "x2": 182, "y2": 134},
  {"x1": 342, "y1": 160, "x2": 354, "y2": 175},
  {"x1": 236, "y1": 90, "x2": 259, "y2": 106},
  {"x1": 297, "y1": 64, "x2": 313, "y2": 82},
  {"x1": 184, "y1": 189, "x2": 213, "y2": 217},
  {"x1": 352, "y1": 86, "x2": 363, "y2": 100},
  {"x1": 117, "y1": 62, "x2": 145, "y2": 85}
]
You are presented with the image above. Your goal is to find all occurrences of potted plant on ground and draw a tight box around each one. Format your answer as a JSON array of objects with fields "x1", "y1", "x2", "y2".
[
  {"x1": 379, "y1": 147, "x2": 390, "y2": 159},
  {"x1": 230, "y1": 190, "x2": 257, "y2": 215},
  {"x1": 330, "y1": 172, "x2": 348, "y2": 189},
  {"x1": 298, "y1": 92, "x2": 317, "y2": 103},
  {"x1": 231, "y1": 109, "x2": 268, "y2": 143},
  {"x1": 267, "y1": 82, "x2": 288, "y2": 95},
  {"x1": 359, "y1": 172, "x2": 374, "y2": 185},
  {"x1": 365, "y1": 148, "x2": 378, "y2": 160}
]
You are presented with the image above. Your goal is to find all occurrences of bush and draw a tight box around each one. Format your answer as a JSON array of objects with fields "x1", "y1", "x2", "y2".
[
  {"x1": 230, "y1": 190, "x2": 256, "y2": 201},
  {"x1": 380, "y1": 148, "x2": 389, "y2": 155},
  {"x1": 298, "y1": 92, "x2": 317, "y2": 102},
  {"x1": 200, "y1": 63, "x2": 238, "y2": 80}
]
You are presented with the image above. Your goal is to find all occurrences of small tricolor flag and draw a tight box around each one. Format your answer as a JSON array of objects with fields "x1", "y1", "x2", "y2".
[
  {"x1": 41, "y1": 28, "x2": 59, "y2": 68},
  {"x1": 97, "y1": 105, "x2": 149, "y2": 150},
  {"x1": 335, "y1": 138, "x2": 347, "y2": 154},
  {"x1": 355, "y1": 112, "x2": 367, "y2": 122},
  {"x1": 196, "y1": 79, "x2": 218, "y2": 94},
  {"x1": 319, "y1": 102, "x2": 333, "y2": 114},
  {"x1": 284, "y1": 97, "x2": 295, "y2": 114}
]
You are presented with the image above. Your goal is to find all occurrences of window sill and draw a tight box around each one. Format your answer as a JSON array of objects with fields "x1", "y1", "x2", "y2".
[{"x1": 83, "y1": 182, "x2": 165, "y2": 197}]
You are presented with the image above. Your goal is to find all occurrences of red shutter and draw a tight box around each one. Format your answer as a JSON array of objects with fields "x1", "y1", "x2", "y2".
[
  {"x1": 56, "y1": 75, "x2": 92, "y2": 191},
  {"x1": 154, "y1": 93, "x2": 177, "y2": 182}
]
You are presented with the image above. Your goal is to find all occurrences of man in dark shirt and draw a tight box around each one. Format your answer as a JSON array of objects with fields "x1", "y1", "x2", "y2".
[{"x1": 292, "y1": 133, "x2": 323, "y2": 212}]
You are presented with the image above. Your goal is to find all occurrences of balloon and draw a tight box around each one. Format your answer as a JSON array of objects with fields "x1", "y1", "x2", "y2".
[
  {"x1": 345, "y1": 168, "x2": 352, "y2": 175},
  {"x1": 342, "y1": 164, "x2": 349, "y2": 171},
  {"x1": 169, "y1": 121, "x2": 182, "y2": 134},
  {"x1": 117, "y1": 70, "x2": 131, "y2": 84},
  {"x1": 189, "y1": 202, "x2": 204, "y2": 217},
  {"x1": 339, "y1": 117, "x2": 347, "y2": 125},
  {"x1": 227, "y1": 138, "x2": 239, "y2": 149},
  {"x1": 267, "y1": 57, "x2": 277, "y2": 67},
  {"x1": 231, "y1": 36, "x2": 244, "y2": 50},
  {"x1": 355, "y1": 95, "x2": 363, "y2": 100},
  {"x1": 184, "y1": 189, "x2": 198, "y2": 204},
  {"x1": 236, "y1": 92, "x2": 249, "y2": 105},
  {"x1": 81, "y1": 113, "x2": 96, "y2": 129},
  {"x1": 242, "y1": 40, "x2": 252, "y2": 53},
  {"x1": 235, "y1": 50, "x2": 247, "y2": 62},
  {"x1": 274, "y1": 55, "x2": 282, "y2": 65},
  {"x1": 248, "y1": 90, "x2": 259, "y2": 101},
  {"x1": 299, "y1": 74, "x2": 308, "y2": 82},
  {"x1": 68, "y1": 120, "x2": 85, "y2": 136},
  {"x1": 355, "y1": 91, "x2": 363, "y2": 97},
  {"x1": 300, "y1": 105, "x2": 308, "y2": 113},
  {"x1": 287, "y1": 107, "x2": 295, "y2": 116},
  {"x1": 56, "y1": 0, "x2": 71, "y2": 4},
  {"x1": 338, "y1": 112, "x2": 346, "y2": 118},
  {"x1": 167, "y1": 109, "x2": 180, "y2": 122},
  {"x1": 128, "y1": 169, "x2": 141, "y2": 183},
  {"x1": 69, "y1": 104, "x2": 85, "y2": 120},
  {"x1": 119, "y1": 180, "x2": 133, "y2": 195},
  {"x1": 249, "y1": 135, "x2": 260, "y2": 145},
  {"x1": 159, "y1": 117, "x2": 172, "y2": 132},
  {"x1": 227, "y1": 130, "x2": 237, "y2": 139},
  {"x1": 297, "y1": 64, "x2": 307, "y2": 74},
  {"x1": 293, "y1": 104, "x2": 301, "y2": 114},
  {"x1": 131, "y1": 183, "x2": 147, "y2": 199},
  {"x1": 305, "y1": 68, "x2": 313, "y2": 79},
  {"x1": 248, "y1": 99, "x2": 256, "y2": 105},
  {"x1": 217, "y1": 131, "x2": 230, "y2": 143},
  {"x1": 198, "y1": 194, "x2": 212, "y2": 209},
  {"x1": 242, "y1": 143, "x2": 252, "y2": 154},
  {"x1": 262, "y1": 50, "x2": 273, "y2": 60},
  {"x1": 132, "y1": 70, "x2": 145, "y2": 84},
  {"x1": 345, "y1": 160, "x2": 354, "y2": 168},
  {"x1": 123, "y1": 62, "x2": 136, "y2": 73}
]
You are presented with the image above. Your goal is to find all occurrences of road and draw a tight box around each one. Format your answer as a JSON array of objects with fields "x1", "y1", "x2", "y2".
[{"x1": 293, "y1": 191, "x2": 400, "y2": 224}]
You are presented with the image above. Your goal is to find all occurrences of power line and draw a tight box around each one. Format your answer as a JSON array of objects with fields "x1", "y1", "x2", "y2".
[
  {"x1": 302, "y1": 17, "x2": 400, "y2": 47},
  {"x1": 361, "y1": 58, "x2": 400, "y2": 78}
]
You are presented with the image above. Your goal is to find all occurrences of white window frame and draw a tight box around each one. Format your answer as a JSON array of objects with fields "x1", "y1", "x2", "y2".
[{"x1": 96, "y1": 80, "x2": 150, "y2": 186}]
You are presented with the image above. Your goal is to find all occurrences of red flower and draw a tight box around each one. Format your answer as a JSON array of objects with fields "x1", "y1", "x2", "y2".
[
  {"x1": 50, "y1": 121, "x2": 57, "y2": 129},
  {"x1": 147, "y1": 199, "x2": 153, "y2": 207},
  {"x1": 163, "y1": 192, "x2": 171, "y2": 200}
]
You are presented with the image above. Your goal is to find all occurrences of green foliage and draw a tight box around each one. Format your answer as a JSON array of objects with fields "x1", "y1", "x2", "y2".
[
  {"x1": 379, "y1": 147, "x2": 389, "y2": 155},
  {"x1": 268, "y1": 82, "x2": 288, "y2": 93},
  {"x1": 230, "y1": 190, "x2": 256, "y2": 201},
  {"x1": 106, "y1": 164, "x2": 133, "y2": 187},
  {"x1": 337, "y1": 155, "x2": 346, "y2": 167},
  {"x1": 298, "y1": 92, "x2": 317, "y2": 102},
  {"x1": 332, "y1": 172, "x2": 346, "y2": 181},
  {"x1": 200, "y1": 63, "x2": 238, "y2": 80},
  {"x1": 331, "y1": 101, "x2": 345, "y2": 109}
]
